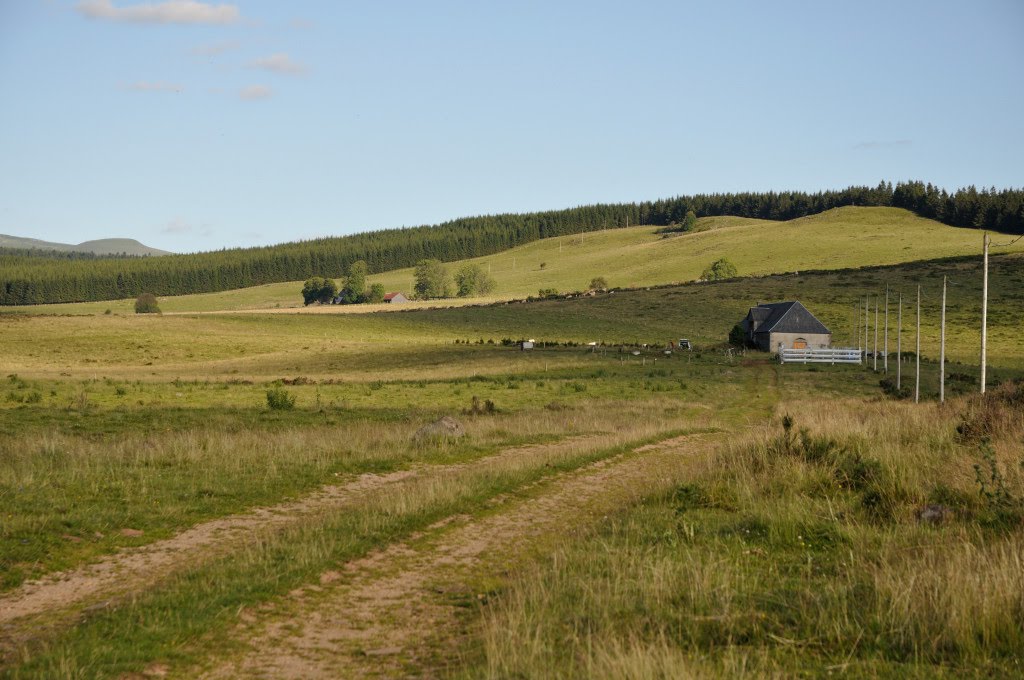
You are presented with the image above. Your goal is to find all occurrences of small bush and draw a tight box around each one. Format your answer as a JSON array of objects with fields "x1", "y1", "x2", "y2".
[
  {"x1": 134, "y1": 293, "x2": 161, "y2": 314},
  {"x1": 701, "y1": 258, "x2": 738, "y2": 281},
  {"x1": 463, "y1": 396, "x2": 497, "y2": 416},
  {"x1": 266, "y1": 387, "x2": 296, "y2": 411}
]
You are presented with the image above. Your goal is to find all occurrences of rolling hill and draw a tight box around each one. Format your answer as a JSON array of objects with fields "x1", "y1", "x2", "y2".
[
  {"x1": 0, "y1": 234, "x2": 170, "y2": 256},
  {"x1": 7, "y1": 206, "x2": 1018, "y2": 315}
]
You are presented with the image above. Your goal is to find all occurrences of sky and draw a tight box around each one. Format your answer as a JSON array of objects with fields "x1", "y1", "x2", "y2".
[{"x1": 0, "y1": 1, "x2": 1022, "y2": 253}]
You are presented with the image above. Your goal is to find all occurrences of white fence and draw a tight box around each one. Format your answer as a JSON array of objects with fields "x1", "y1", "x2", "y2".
[{"x1": 779, "y1": 348, "x2": 862, "y2": 365}]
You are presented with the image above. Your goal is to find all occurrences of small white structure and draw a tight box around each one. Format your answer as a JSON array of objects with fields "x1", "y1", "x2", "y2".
[
  {"x1": 383, "y1": 292, "x2": 408, "y2": 304},
  {"x1": 521, "y1": 340, "x2": 535, "y2": 350}
]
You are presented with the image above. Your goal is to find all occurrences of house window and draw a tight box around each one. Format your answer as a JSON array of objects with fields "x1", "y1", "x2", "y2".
[{"x1": 792, "y1": 338, "x2": 808, "y2": 349}]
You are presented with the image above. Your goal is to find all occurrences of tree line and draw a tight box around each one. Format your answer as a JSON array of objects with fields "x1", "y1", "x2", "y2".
[{"x1": 2, "y1": 181, "x2": 1021, "y2": 305}]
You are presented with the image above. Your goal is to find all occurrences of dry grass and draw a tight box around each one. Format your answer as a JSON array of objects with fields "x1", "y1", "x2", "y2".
[{"x1": 470, "y1": 382, "x2": 1024, "y2": 677}]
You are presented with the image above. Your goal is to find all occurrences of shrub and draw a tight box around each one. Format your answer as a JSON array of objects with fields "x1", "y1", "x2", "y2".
[
  {"x1": 588, "y1": 276, "x2": 608, "y2": 292},
  {"x1": 134, "y1": 293, "x2": 161, "y2": 314},
  {"x1": 463, "y1": 395, "x2": 497, "y2": 416},
  {"x1": 265, "y1": 387, "x2": 296, "y2": 410},
  {"x1": 682, "y1": 209, "x2": 697, "y2": 232},
  {"x1": 701, "y1": 258, "x2": 738, "y2": 281}
]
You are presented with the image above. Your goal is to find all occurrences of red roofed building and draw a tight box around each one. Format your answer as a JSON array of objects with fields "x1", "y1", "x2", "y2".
[{"x1": 383, "y1": 292, "x2": 409, "y2": 304}]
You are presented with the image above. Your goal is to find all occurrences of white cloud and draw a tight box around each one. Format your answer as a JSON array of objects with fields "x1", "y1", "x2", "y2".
[
  {"x1": 239, "y1": 84, "x2": 272, "y2": 100},
  {"x1": 190, "y1": 40, "x2": 240, "y2": 57},
  {"x1": 251, "y1": 53, "x2": 307, "y2": 76},
  {"x1": 124, "y1": 81, "x2": 184, "y2": 92},
  {"x1": 76, "y1": 0, "x2": 240, "y2": 25}
]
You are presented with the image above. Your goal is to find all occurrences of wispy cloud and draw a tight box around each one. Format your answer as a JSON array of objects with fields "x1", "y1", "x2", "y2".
[
  {"x1": 854, "y1": 139, "x2": 912, "y2": 150},
  {"x1": 124, "y1": 81, "x2": 184, "y2": 92},
  {"x1": 161, "y1": 218, "x2": 192, "y2": 234},
  {"x1": 76, "y1": 0, "x2": 240, "y2": 25},
  {"x1": 190, "y1": 40, "x2": 240, "y2": 57},
  {"x1": 251, "y1": 53, "x2": 307, "y2": 76},
  {"x1": 239, "y1": 84, "x2": 272, "y2": 100}
]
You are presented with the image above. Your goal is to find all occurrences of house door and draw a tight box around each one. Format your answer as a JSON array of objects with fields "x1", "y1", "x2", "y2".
[{"x1": 792, "y1": 338, "x2": 808, "y2": 349}]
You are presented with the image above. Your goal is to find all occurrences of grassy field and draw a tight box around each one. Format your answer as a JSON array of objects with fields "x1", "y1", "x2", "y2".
[
  {"x1": 2, "y1": 251, "x2": 1021, "y2": 391},
  {"x1": 472, "y1": 385, "x2": 1024, "y2": 677},
  {"x1": 1, "y1": 238, "x2": 1022, "y2": 677},
  {"x1": 5, "y1": 207, "x2": 1021, "y2": 315}
]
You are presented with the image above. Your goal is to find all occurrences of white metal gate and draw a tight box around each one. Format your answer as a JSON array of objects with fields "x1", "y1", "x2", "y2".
[{"x1": 779, "y1": 348, "x2": 862, "y2": 365}]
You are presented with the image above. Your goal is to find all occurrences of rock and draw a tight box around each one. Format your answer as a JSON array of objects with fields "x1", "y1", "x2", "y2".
[
  {"x1": 916, "y1": 504, "x2": 952, "y2": 525},
  {"x1": 413, "y1": 416, "x2": 465, "y2": 442}
]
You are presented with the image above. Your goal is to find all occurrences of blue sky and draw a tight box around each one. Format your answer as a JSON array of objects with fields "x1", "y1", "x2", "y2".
[{"x1": 1, "y1": 0, "x2": 1021, "y2": 253}]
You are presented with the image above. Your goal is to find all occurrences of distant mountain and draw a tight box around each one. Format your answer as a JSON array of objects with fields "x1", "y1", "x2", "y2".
[{"x1": 0, "y1": 234, "x2": 171, "y2": 256}]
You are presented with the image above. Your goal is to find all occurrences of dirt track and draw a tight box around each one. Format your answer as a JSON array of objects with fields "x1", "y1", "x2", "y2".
[
  {"x1": 0, "y1": 435, "x2": 603, "y2": 632},
  {"x1": 200, "y1": 433, "x2": 714, "y2": 679}
]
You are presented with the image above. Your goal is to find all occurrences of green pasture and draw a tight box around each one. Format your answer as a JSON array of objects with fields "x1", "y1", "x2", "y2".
[
  {"x1": 5, "y1": 207, "x2": 1020, "y2": 315},
  {"x1": 2, "y1": 252, "x2": 1021, "y2": 386}
]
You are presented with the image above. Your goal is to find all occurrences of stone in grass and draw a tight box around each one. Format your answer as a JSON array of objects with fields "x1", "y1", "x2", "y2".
[
  {"x1": 915, "y1": 504, "x2": 952, "y2": 525},
  {"x1": 413, "y1": 416, "x2": 466, "y2": 443}
]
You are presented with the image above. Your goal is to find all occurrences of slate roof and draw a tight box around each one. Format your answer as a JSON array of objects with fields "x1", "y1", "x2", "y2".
[{"x1": 749, "y1": 301, "x2": 831, "y2": 336}]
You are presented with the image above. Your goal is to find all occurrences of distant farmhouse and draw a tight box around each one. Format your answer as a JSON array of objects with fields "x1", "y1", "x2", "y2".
[
  {"x1": 383, "y1": 292, "x2": 408, "y2": 304},
  {"x1": 738, "y1": 301, "x2": 831, "y2": 351}
]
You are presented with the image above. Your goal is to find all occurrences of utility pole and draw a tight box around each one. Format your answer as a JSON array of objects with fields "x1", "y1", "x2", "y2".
[
  {"x1": 897, "y1": 292, "x2": 902, "y2": 390},
  {"x1": 940, "y1": 275, "x2": 947, "y2": 404},
  {"x1": 873, "y1": 297, "x2": 879, "y2": 372},
  {"x1": 883, "y1": 286, "x2": 889, "y2": 374},
  {"x1": 915, "y1": 285, "x2": 921, "y2": 404},
  {"x1": 980, "y1": 232, "x2": 989, "y2": 394},
  {"x1": 854, "y1": 303, "x2": 860, "y2": 354},
  {"x1": 864, "y1": 296, "x2": 869, "y2": 362}
]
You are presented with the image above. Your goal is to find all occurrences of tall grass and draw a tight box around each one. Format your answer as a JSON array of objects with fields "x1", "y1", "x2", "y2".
[{"x1": 471, "y1": 382, "x2": 1024, "y2": 677}]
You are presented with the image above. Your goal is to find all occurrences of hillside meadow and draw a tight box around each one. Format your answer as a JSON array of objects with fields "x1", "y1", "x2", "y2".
[
  {"x1": 5, "y1": 207, "x2": 1021, "y2": 316},
  {"x1": 1, "y1": 238, "x2": 1022, "y2": 677}
]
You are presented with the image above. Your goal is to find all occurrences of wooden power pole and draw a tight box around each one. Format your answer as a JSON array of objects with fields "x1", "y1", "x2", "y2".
[
  {"x1": 940, "y1": 275, "x2": 947, "y2": 404},
  {"x1": 915, "y1": 285, "x2": 921, "y2": 404},
  {"x1": 897, "y1": 292, "x2": 902, "y2": 390},
  {"x1": 883, "y1": 287, "x2": 889, "y2": 374},
  {"x1": 873, "y1": 297, "x2": 878, "y2": 372},
  {"x1": 864, "y1": 296, "x2": 869, "y2": 362},
  {"x1": 980, "y1": 233, "x2": 989, "y2": 394}
]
